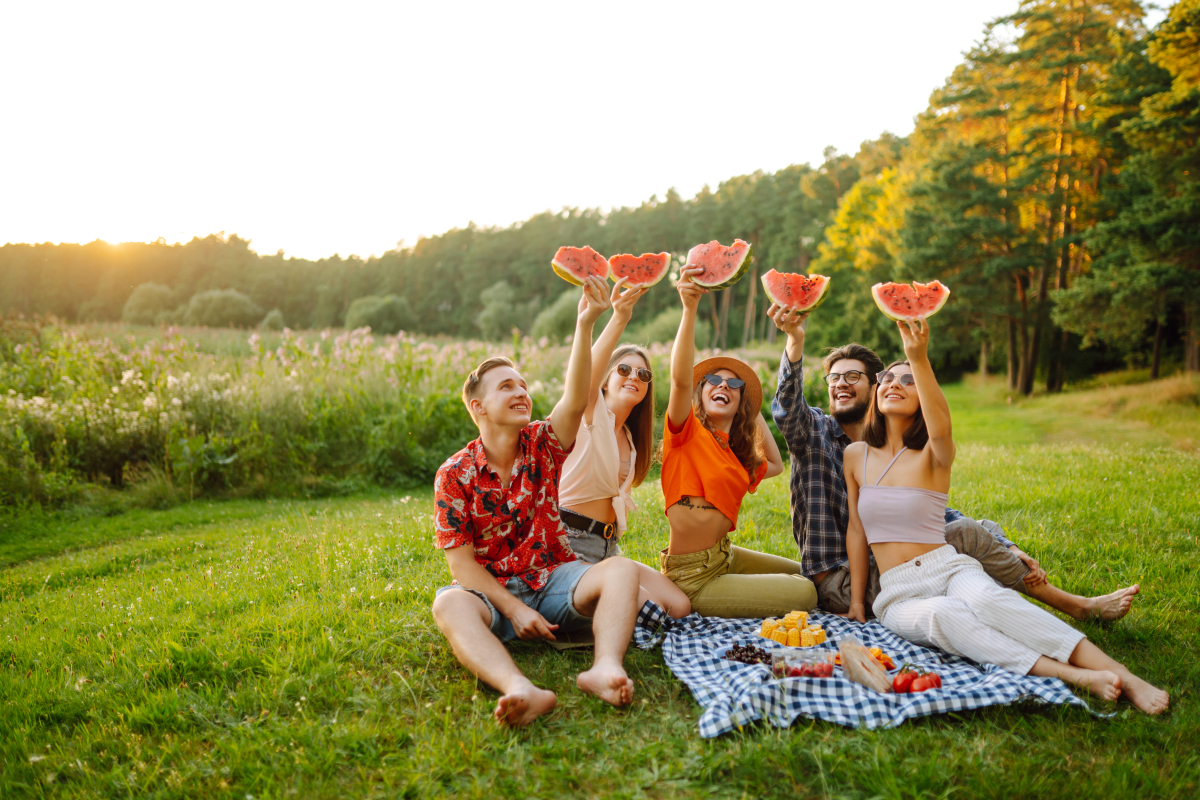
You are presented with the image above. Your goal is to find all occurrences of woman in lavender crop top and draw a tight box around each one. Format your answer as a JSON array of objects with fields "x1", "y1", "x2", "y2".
[{"x1": 842, "y1": 316, "x2": 1167, "y2": 715}]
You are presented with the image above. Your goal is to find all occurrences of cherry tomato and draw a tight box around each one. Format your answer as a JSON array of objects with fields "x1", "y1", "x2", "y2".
[
  {"x1": 911, "y1": 675, "x2": 936, "y2": 693},
  {"x1": 928, "y1": 673, "x2": 942, "y2": 688},
  {"x1": 818, "y1": 662, "x2": 834, "y2": 677},
  {"x1": 788, "y1": 666, "x2": 803, "y2": 677},
  {"x1": 892, "y1": 670, "x2": 918, "y2": 694}
]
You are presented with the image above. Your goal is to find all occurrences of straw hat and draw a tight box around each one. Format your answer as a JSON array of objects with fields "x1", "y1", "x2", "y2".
[{"x1": 692, "y1": 356, "x2": 763, "y2": 415}]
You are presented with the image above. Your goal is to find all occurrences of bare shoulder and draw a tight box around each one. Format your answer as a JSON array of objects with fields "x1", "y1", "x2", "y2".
[{"x1": 844, "y1": 441, "x2": 867, "y2": 483}]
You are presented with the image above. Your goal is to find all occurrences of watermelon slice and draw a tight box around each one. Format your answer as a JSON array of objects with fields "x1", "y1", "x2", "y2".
[
  {"x1": 871, "y1": 280, "x2": 952, "y2": 321},
  {"x1": 760, "y1": 270, "x2": 831, "y2": 312},
  {"x1": 685, "y1": 239, "x2": 752, "y2": 289},
  {"x1": 609, "y1": 252, "x2": 671, "y2": 289},
  {"x1": 552, "y1": 245, "x2": 611, "y2": 285}
]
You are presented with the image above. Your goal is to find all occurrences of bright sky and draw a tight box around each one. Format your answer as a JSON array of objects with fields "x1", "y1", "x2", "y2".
[{"x1": 0, "y1": 0, "x2": 1158, "y2": 260}]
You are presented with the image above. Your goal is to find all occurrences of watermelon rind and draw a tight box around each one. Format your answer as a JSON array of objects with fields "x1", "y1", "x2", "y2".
[
  {"x1": 871, "y1": 280, "x2": 952, "y2": 321},
  {"x1": 760, "y1": 270, "x2": 831, "y2": 313},
  {"x1": 687, "y1": 241, "x2": 753, "y2": 290},
  {"x1": 552, "y1": 246, "x2": 610, "y2": 286},
  {"x1": 609, "y1": 252, "x2": 671, "y2": 289}
]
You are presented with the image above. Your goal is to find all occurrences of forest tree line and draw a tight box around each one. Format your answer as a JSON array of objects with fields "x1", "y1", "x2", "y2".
[{"x1": 2, "y1": 0, "x2": 1196, "y2": 393}]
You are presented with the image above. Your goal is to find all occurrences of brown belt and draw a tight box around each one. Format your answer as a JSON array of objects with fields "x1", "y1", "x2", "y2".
[{"x1": 560, "y1": 509, "x2": 617, "y2": 540}]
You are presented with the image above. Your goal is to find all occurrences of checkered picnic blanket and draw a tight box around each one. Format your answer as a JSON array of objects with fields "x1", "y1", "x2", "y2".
[{"x1": 633, "y1": 602, "x2": 1102, "y2": 737}]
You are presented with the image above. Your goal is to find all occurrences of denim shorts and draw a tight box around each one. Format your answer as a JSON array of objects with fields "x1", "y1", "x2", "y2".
[
  {"x1": 434, "y1": 559, "x2": 593, "y2": 643},
  {"x1": 565, "y1": 522, "x2": 623, "y2": 563}
]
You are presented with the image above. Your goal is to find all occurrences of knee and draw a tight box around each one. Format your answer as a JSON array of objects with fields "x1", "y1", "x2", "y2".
[
  {"x1": 431, "y1": 589, "x2": 474, "y2": 631},
  {"x1": 598, "y1": 555, "x2": 641, "y2": 583}
]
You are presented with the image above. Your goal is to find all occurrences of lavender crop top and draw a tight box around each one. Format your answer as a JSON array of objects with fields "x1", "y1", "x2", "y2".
[{"x1": 857, "y1": 447, "x2": 948, "y2": 546}]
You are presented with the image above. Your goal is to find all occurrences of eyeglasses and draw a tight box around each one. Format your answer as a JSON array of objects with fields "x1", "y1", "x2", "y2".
[
  {"x1": 823, "y1": 370, "x2": 869, "y2": 386},
  {"x1": 704, "y1": 374, "x2": 746, "y2": 390},
  {"x1": 877, "y1": 371, "x2": 916, "y2": 386},
  {"x1": 616, "y1": 363, "x2": 653, "y2": 383}
]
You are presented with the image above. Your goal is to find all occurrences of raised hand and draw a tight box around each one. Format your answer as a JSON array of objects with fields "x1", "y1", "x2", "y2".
[
  {"x1": 897, "y1": 316, "x2": 930, "y2": 362},
  {"x1": 577, "y1": 274, "x2": 612, "y2": 325},
  {"x1": 768, "y1": 303, "x2": 808, "y2": 340},
  {"x1": 609, "y1": 277, "x2": 647, "y2": 323},
  {"x1": 676, "y1": 267, "x2": 709, "y2": 311}
]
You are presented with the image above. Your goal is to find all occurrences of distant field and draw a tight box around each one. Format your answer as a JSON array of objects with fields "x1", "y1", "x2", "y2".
[{"x1": 1, "y1": 376, "x2": 1197, "y2": 798}]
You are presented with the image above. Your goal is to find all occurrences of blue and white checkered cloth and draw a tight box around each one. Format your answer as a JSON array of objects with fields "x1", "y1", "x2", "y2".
[{"x1": 634, "y1": 603, "x2": 1104, "y2": 737}]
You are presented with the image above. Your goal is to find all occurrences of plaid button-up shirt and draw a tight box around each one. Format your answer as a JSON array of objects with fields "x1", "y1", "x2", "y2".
[{"x1": 771, "y1": 355, "x2": 1010, "y2": 578}]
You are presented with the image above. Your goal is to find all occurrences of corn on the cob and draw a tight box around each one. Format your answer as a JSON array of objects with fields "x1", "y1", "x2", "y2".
[
  {"x1": 760, "y1": 618, "x2": 779, "y2": 637},
  {"x1": 771, "y1": 629, "x2": 789, "y2": 645},
  {"x1": 787, "y1": 628, "x2": 801, "y2": 647},
  {"x1": 800, "y1": 629, "x2": 816, "y2": 647}
]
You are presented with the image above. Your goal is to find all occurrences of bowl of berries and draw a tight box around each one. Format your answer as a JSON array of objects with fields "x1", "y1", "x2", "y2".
[{"x1": 772, "y1": 650, "x2": 836, "y2": 679}]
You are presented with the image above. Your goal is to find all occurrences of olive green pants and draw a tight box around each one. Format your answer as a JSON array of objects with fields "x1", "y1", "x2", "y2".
[{"x1": 660, "y1": 536, "x2": 818, "y2": 618}]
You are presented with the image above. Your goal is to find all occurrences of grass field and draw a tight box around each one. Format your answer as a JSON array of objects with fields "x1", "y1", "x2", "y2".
[{"x1": 2, "y1": 377, "x2": 1198, "y2": 799}]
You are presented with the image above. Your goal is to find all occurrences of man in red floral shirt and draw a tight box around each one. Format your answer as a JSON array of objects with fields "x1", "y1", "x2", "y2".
[{"x1": 432, "y1": 276, "x2": 646, "y2": 726}]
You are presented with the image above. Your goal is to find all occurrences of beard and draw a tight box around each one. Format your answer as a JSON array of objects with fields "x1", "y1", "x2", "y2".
[{"x1": 831, "y1": 398, "x2": 869, "y2": 426}]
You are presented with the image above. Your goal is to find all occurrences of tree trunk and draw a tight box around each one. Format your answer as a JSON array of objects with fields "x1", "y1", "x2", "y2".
[
  {"x1": 1186, "y1": 305, "x2": 1200, "y2": 373},
  {"x1": 741, "y1": 266, "x2": 759, "y2": 347},
  {"x1": 980, "y1": 335, "x2": 989, "y2": 378},
  {"x1": 1150, "y1": 318, "x2": 1164, "y2": 380},
  {"x1": 708, "y1": 293, "x2": 721, "y2": 346},
  {"x1": 1007, "y1": 316, "x2": 1019, "y2": 390},
  {"x1": 717, "y1": 288, "x2": 732, "y2": 348}
]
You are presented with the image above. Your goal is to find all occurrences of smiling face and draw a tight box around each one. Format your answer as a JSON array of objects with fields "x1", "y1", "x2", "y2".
[
  {"x1": 472, "y1": 366, "x2": 532, "y2": 427},
  {"x1": 700, "y1": 367, "x2": 742, "y2": 424},
  {"x1": 604, "y1": 353, "x2": 650, "y2": 414},
  {"x1": 875, "y1": 364, "x2": 919, "y2": 418},
  {"x1": 826, "y1": 358, "x2": 872, "y2": 425}
]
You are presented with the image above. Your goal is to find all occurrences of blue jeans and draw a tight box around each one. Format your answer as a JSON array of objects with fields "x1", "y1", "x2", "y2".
[
  {"x1": 435, "y1": 559, "x2": 593, "y2": 643},
  {"x1": 565, "y1": 522, "x2": 623, "y2": 563}
]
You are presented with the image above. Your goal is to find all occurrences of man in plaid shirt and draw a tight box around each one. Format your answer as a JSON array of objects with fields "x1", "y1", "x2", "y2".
[{"x1": 766, "y1": 304, "x2": 1141, "y2": 620}]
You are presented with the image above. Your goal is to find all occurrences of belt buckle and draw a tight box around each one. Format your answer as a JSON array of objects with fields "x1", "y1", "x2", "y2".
[{"x1": 602, "y1": 522, "x2": 615, "y2": 540}]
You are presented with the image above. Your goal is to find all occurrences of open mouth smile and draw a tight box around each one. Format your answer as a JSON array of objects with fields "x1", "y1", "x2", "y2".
[
  {"x1": 510, "y1": 400, "x2": 529, "y2": 412},
  {"x1": 834, "y1": 391, "x2": 855, "y2": 403},
  {"x1": 711, "y1": 391, "x2": 731, "y2": 406}
]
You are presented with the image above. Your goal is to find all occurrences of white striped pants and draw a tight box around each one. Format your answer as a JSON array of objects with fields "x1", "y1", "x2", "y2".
[{"x1": 873, "y1": 545, "x2": 1085, "y2": 675}]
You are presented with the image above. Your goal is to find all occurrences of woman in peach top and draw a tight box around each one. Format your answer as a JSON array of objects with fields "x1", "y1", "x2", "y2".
[
  {"x1": 658, "y1": 267, "x2": 817, "y2": 617},
  {"x1": 559, "y1": 278, "x2": 691, "y2": 618}
]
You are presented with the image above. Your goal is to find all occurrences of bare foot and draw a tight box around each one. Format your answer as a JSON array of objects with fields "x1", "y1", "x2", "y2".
[
  {"x1": 576, "y1": 660, "x2": 634, "y2": 708},
  {"x1": 1120, "y1": 674, "x2": 1170, "y2": 715},
  {"x1": 493, "y1": 684, "x2": 557, "y2": 726},
  {"x1": 1079, "y1": 585, "x2": 1140, "y2": 621},
  {"x1": 1070, "y1": 669, "x2": 1122, "y2": 702}
]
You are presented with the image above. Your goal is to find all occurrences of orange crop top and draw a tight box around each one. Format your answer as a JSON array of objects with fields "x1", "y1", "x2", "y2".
[{"x1": 661, "y1": 409, "x2": 766, "y2": 531}]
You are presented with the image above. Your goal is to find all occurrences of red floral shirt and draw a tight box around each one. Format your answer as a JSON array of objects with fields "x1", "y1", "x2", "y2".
[{"x1": 434, "y1": 420, "x2": 576, "y2": 591}]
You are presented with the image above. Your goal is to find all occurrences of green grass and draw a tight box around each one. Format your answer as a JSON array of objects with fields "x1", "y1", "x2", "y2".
[{"x1": 2, "y1": 378, "x2": 1199, "y2": 798}]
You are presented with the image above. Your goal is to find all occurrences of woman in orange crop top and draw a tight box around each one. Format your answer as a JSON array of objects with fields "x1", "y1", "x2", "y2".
[{"x1": 657, "y1": 267, "x2": 817, "y2": 618}]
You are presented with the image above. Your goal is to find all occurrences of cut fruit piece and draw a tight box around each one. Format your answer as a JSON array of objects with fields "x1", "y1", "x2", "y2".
[
  {"x1": 609, "y1": 252, "x2": 671, "y2": 289},
  {"x1": 552, "y1": 245, "x2": 611, "y2": 285},
  {"x1": 760, "y1": 270, "x2": 831, "y2": 312},
  {"x1": 871, "y1": 280, "x2": 952, "y2": 321},
  {"x1": 685, "y1": 239, "x2": 752, "y2": 289}
]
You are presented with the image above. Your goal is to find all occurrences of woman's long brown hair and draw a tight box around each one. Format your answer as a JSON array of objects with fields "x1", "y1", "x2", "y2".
[
  {"x1": 864, "y1": 360, "x2": 929, "y2": 450},
  {"x1": 691, "y1": 378, "x2": 765, "y2": 479},
  {"x1": 602, "y1": 344, "x2": 655, "y2": 487}
]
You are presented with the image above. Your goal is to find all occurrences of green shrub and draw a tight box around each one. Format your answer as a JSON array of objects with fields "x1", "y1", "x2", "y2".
[
  {"x1": 344, "y1": 295, "x2": 414, "y2": 335},
  {"x1": 184, "y1": 289, "x2": 262, "y2": 328},
  {"x1": 623, "y1": 306, "x2": 711, "y2": 348},
  {"x1": 260, "y1": 309, "x2": 285, "y2": 331},
  {"x1": 122, "y1": 283, "x2": 176, "y2": 325}
]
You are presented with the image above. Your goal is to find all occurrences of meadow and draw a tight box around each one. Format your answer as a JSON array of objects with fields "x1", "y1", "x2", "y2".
[{"x1": 1, "y1": 324, "x2": 1199, "y2": 798}]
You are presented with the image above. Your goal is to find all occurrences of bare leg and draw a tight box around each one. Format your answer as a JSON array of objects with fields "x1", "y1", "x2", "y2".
[
  {"x1": 635, "y1": 562, "x2": 691, "y2": 619},
  {"x1": 572, "y1": 557, "x2": 639, "y2": 707},
  {"x1": 1029, "y1": 656, "x2": 1122, "y2": 702},
  {"x1": 1064, "y1": 638, "x2": 1169, "y2": 714},
  {"x1": 431, "y1": 590, "x2": 557, "y2": 726}
]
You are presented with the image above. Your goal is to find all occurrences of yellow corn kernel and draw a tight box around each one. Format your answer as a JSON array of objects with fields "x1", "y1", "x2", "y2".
[
  {"x1": 814, "y1": 628, "x2": 827, "y2": 644},
  {"x1": 771, "y1": 629, "x2": 789, "y2": 644},
  {"x1": 760, "y1": 618, "x2": 778, "y2": 636},
  {"x1": 787, "y1": 628, "x2": 801, "y2": 647},
  {"x1": 801, "y1": 629, "x2": 816, "y2": 647}
]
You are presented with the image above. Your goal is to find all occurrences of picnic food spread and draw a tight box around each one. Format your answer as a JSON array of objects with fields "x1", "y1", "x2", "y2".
[
  {"x1": 892, "y1": 667, "x2": 942, "y2": 694},
  {"x1": 723, "y1": 644, "x2": 771, "y2": 666},
  {"x1": 759, "y1": 611, "x2": 828, "y2": 647}
]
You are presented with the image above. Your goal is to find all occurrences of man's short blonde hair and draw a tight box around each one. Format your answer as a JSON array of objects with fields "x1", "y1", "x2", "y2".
[{"x1": 461, "y1": 356, "x2": 517, "y2": 423}]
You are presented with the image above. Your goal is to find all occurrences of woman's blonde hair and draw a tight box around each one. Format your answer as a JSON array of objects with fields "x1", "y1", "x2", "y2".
[
  {"x1": 602, "y1": 344, "x2": 655, "y2": 487},
  {"x1": 691, "y1": 377, "x2": 765, "y2": 479}
]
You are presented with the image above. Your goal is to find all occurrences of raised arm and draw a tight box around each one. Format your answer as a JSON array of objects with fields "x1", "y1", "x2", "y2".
[
  {"x1": 767, "y1": 303, "x2": 816, "y2": 449},
  {"x1": 583, "y1": 278, "x2": 645, "y2": 423},
  {"x1": 844, "y1": 441, "x2": 870, "y2": 623},
  {"x1": 757, "y1": 413, "x2": 785, "y2": 480},
  {"x1": 667, "y1": 267, "x2": 708, "y2": 430},
  {"x1": 548, "y1": 275, "x2": 611, "y2": 450},
  {"x1": 898, "y1": 317, "x2": 955, "y2": 469}
]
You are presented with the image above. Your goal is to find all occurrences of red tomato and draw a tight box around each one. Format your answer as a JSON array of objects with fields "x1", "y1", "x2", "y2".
[
  {"x1": 788, "y1": 666, "x2": 804, "y2": 678},
  {"x1": 928, "y1": 673, "x2": 942, "y2": 688},
  {"x1": 818, "y1": 663, "x2": 834, "y2": 677},
  {"x1": 911, "y1": 675, "x2": 937, "y2": 693},
  {"x1": 892, "y1": 670, "x2": 918, "y2": 694}
]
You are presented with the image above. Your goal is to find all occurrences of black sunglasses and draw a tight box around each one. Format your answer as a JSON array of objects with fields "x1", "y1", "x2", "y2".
[
  {"x1": 824, "y1": 370, "x2": 869, "y2": 386},
  {"x1": 616, "y1": 363, "x2": 653, "y2": 383},
  {"x1": 877, "y1": 371, "x2": 916, "y2": 387},
  {"x1": 704, "y1": 374, "x2": 746, "y2": 390}
]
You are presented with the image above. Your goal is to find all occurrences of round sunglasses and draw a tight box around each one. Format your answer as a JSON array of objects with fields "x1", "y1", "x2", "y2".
[
  {"x1": 704, "y1": 374, "x2": 746, "y2": 390},
  {"x1": 877, "y1": 370, "x2": 916, "y2": 386},
  {"x1": 616, "y1": 363, "x2": 653, "y2": 383}
]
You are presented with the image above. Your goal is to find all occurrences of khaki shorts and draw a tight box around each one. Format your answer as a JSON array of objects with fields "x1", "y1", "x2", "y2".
[
  {"x1": 660, "y1": 536, "x2": 817, "y2": 619},
  {"x1": 816, "y1": 517, "x2": 1031, "y2": 615}
]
